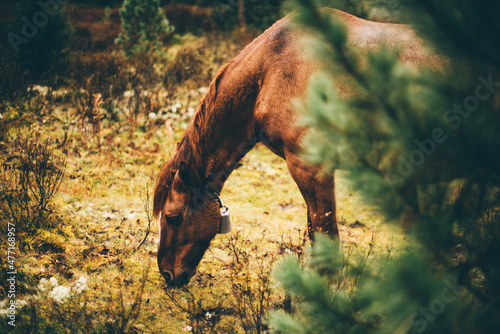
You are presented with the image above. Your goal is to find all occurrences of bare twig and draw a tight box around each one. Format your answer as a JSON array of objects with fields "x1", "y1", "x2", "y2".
[{"x1": 136, "y1": 186, "x2": 153, "y2": 251}]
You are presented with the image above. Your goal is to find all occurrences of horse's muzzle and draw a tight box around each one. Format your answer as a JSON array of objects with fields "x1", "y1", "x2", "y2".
[{"x1": 162, "y1": 270, "x2": 191, "y2": 287}]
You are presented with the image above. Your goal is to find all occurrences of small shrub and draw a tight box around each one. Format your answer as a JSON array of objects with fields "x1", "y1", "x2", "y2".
[
  {"x1": 67, "y1": 52, "x2": 130, "y2": 99},
  {"x1": 92, "y1": 20, "x2": 123, "y2": 51},
  {"x1": 116, "y1": 0, "x2": 174, "y2": 57},
  {"x1": 71, "y1": 27, "x2": 93, "y2": 51},
  {"x1": 0, "y1": 133, "x2": 66, "y2": 238},
  {"x1": 165, "y1": 41, "x2": 209, "y2": 88},
  {"x1": 164, "y1": 4, "x2": 215, "y2": 35},
  {"x1": 68, "y1": 7, "x2": 122, "y2": 51},
  {"x1": 80, "y1": 93, "x2": 103, "y2": 153},
  {"x1": 0, "y1": 53, "x2": 29, "y2": 100},
  {"x1": 224, "y1": 232, "x2": 276, "y2": 333}
]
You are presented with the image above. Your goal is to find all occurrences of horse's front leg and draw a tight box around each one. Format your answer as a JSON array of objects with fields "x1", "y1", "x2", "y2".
[{"x1": 284, "y1": 152, "x2": 339, "y2": 239}]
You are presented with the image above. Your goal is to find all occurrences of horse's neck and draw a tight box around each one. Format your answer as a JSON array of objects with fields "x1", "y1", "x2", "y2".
[
  {"x1": 182, "y1": 103, "x2": 255, "y2": 195},
  {"x1": 180, "y1": 47, "x2": 264, "y2": 195}
]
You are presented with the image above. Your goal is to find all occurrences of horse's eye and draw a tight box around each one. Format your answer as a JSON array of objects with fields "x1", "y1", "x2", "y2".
[{"x1": 167, "y1": 215, "x2": 182, "y2": 225}]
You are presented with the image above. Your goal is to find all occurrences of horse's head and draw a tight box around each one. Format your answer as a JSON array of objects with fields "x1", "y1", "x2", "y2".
[{"x1": 155, "y1": 161, "x2": 221, "y2": 287}]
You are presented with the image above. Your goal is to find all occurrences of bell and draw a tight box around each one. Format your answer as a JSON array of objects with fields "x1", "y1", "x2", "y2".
[{"x1": 219, "y1": 208, "x2": 231, "y2": 234}]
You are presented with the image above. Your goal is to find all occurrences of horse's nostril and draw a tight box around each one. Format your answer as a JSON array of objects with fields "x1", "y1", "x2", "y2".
[{"x1": 163, "y1": 271, "x2": 173, "y2": 283}]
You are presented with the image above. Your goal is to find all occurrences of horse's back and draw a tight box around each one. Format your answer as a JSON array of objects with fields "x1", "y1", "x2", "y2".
[{"x1": 218, "y1": 8, "x2": 432, "y2": 158}]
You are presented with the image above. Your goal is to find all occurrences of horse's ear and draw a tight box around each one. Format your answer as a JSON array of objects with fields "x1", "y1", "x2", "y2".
[
  {"x1": 178, "y1": 161, "x2": 191, "y2": 186},
  {"x1": 173, "y1": 161, "x2": 197, "y2": 192}
]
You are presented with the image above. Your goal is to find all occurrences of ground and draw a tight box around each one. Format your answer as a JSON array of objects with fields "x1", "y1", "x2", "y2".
[{"x1": 6, "y1": 106, "x2": 406, "y2": 331}]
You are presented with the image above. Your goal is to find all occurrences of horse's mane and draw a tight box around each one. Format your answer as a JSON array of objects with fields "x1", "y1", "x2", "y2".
[{"x1": 153, "y1": 63, "x2": 231, "y2": 218}]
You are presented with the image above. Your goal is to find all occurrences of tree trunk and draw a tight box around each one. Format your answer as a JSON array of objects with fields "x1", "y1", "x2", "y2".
[{"x1": 238, "y1": 0, "x2": 247, "y2": 30}]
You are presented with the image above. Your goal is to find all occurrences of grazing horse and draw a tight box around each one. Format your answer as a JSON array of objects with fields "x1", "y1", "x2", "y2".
[{"x1": 153, "y1": 8, "x2": 430, "y2": 286}]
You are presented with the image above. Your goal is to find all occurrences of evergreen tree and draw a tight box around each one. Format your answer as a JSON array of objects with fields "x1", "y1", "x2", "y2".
[
  {"x1": 270, "y1": 0, "x2": 500, "y2": 333},
  {"x1": 116, "y1": 0, "x2": 174, "y2": 57}
]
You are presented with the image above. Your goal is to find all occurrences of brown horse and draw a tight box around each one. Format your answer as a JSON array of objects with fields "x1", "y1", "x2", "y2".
[{"x1": 153, "y1": 8, "x2": 430, "y2": 286}]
